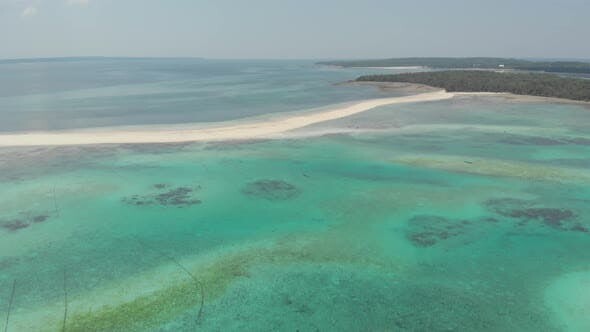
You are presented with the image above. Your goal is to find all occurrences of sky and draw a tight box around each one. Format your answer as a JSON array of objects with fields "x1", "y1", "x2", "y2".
[{"x1": 1, "y1": 0, "x2": 589, "y2": 60}]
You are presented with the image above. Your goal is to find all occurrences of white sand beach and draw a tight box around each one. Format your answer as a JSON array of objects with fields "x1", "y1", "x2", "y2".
[{"x1": 0, "y1": 90, "x2": 453, "y2": 147}]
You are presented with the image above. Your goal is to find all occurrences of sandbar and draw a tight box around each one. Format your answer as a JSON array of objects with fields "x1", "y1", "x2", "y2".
[{"x1": 0, "y1": 90, "x2": 453, "y2": 147}]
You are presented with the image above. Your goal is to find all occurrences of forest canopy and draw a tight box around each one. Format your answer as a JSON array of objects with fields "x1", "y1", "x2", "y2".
[
  {"x1": 356, "y1": 71, "x2": 590, "y2": 102},
  {"x1": 319, "y1": 57, "x2": 590, "y2": 74}
]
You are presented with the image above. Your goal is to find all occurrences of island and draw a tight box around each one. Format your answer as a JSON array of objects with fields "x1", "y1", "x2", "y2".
[
  {"x1": 355, "y1": 70, "x2": 590, "y2": 102},
  {"x1": 319, "y1": 57, "x2": 590, "y2": 74}
]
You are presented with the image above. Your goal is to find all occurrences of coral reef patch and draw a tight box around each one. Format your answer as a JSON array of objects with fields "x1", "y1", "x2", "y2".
[
  {"x1": 405, "y1": 215, "x2": 471, "y2": 247},
  {"x1": 1, "y1": 219, "x2": 30, "y2": 231},
  {"x1": 122, "y1": 185, "x2": 202, "y2": 208},
  {"x1": 241, "y1": 180, "x2": 300, "y2": 201},
  {"x1": 484, "y1": 198, "x2": 586, "y2": 233},
  {"x1": 1, "y1": 212, "x2": 53, "y2": 232},
  {"x1": 509, "y1": 208, "x2": 574, "y2": 228}
]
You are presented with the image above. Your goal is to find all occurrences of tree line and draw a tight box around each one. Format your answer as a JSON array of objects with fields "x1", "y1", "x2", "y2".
[
  {"x1": 356, "y1": 70, "x2": 590, "y2": 102},
  {"x1": 319, "y1": 57, "x2": 590, "y2": 74}
]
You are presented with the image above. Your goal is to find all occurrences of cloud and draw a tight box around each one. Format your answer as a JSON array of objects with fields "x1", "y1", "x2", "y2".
[
  {"x1": 21, "y1": 5, "x2": 37, "y2": 17},
  {"x1": 67, "y1": 0, "x2": 89, "y2": 5},
  {"x1": 13, "y1": 0, "x2": 88, "y2": 19}
]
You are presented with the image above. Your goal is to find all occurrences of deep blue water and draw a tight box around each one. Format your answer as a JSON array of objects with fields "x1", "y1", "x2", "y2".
[{"x1": 0, "y1": 58, "x2": 405, "y2": 132}]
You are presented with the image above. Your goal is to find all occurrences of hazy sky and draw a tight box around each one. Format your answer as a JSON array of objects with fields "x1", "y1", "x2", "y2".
[{"x1": 1, "y1": 0, "x2": 589, "y2": 59}]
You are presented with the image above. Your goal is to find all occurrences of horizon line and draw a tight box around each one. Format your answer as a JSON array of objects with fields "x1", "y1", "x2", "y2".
[{"x1": 2, "y1": 55, "x2": 590, "y2": 63}]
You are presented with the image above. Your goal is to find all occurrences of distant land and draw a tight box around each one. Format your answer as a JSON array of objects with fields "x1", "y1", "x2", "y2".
[
  {"x1": 319, "y1": 57, "x2": 590, "y2": 74},
  {"x1": 356, "y1": 71, "x2": 590, "y2": 102}
]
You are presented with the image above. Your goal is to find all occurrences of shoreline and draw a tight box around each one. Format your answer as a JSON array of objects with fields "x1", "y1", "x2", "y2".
[
  {"x1": 1, "y1": 88, "x2": 587, "y2": 148},
  {"x1": 349, "y1": 81, "x2": 590, "y2": 105},
  {"x1": 356, "y1": 71, "x2": 590, "y2": 103},
  {"x1": 454, "y1": 92, "x2": 590, "y2": 105},
  {"x1": 0, "y1": 91, "x2": 453, "y2": 147},
  {"x1": 347, "y1": 81, "x2": 590, "y2": 105}
]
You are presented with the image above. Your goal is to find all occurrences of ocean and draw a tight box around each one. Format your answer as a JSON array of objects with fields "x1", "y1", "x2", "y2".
[
  {"x1": 1, "y1": 59, "x2": 590, "y2": 331},
  {"x1": 0, "y1": 58, "x2": 409, "y2": 132}
]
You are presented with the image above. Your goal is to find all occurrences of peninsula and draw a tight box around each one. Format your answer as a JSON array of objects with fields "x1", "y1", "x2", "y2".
[
  {"x1": 319, "y1": 57, "x2": 590, "y2": 74},
  {"x1": 356, "y1": 71, "x2": 590, "y2": 102}
]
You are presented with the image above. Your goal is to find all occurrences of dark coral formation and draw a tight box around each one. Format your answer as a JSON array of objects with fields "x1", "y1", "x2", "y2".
[
  {"x1": 241, "y1": 179, "x2": 300, "y2": 201},
  {"x1": 1, "y1": 212, "x2": 53, "y2": 232},
  {"x1": 406, "y1": 215, "x2": 467, "y2": 247},
  {"x1": 409, "y1": 232, "x2": 441, "y2": 247},
  {"x1": 481, "y1": 217, "x2": 499, "y2": 223},
  {"x1": 405, "y1": 213, "x2": 518, "y2": 247},
  {"x1": 33, "y1": 214, "x2": 50, "y2": 223},
  {"x1": 508, "y1": 208, "x2": 574, "y2": 228},
  {"x1": 484, "y1": 198, "x2": 585, "y2": 233},
  {"x1": 484, "y1": 198, "x2": 533, "y2": 216},
  {"x1": 155, "y1": 187, "x2": 201, "y2": 206},
  {"x1": 122, "y1": 185, "x2": 202, "y2": 208},
  {"x1": 570, "y1": 224, "x2": 589, "y2": 233},
  {"x1": 1, "y1": 220, "x2": 30, "y2": 231},
  {"x1": 122, "y1": 195, "x2": 148, "y2": 206}
]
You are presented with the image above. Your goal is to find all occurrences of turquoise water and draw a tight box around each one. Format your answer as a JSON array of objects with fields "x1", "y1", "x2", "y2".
[
  {"x1": 1, "y1": 92, "x2": 590, "y2": 330},
  {"x1": 1, "y1": 59, "x2": 590, "y2": 330}
]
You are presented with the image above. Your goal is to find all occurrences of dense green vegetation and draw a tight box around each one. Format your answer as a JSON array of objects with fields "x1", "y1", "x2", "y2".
[
  {"x1": 356, "y1": 71, "x2": 590, "y2": 101},
  {"x1": 319, "y1": 57, "x2": 590, "y2": 74}
]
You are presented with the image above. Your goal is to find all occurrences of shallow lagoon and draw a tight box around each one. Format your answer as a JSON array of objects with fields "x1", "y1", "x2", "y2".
[{"x1": 1, "y1": 95, "x2": 590, "y2": 331}]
